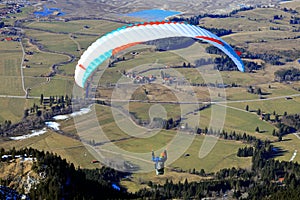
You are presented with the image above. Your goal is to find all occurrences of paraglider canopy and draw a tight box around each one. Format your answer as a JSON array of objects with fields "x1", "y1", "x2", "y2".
[{"x1": 74, "y1": 21, "x2": 245, "y2": 88}]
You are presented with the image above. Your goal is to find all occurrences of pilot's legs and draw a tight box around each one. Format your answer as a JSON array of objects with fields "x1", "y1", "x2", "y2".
[{"x1": 156, "y1": 168, "x2": 164, "y2": 175}]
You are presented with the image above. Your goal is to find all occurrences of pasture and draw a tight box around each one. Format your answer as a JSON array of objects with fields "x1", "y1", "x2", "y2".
[
  {"x1": 0, "y1": 130, "x2": 97, "y2": 169},
  {"x1": 0, "y1": 98, "x2": 38, "y2": 123},
  {"x1": 59, "y1": 104, "x2": 256, "y2": 172},
  {"x1": 227, "y1": 96, "x2": 300, "y2": 116},
  {"x1": 24, "y1": 20, "x2": 125, "y2": 35}
]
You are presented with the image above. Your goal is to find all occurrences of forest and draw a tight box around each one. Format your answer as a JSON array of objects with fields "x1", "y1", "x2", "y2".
[
  {"x1": 274, "y1": 68, "x2": 300, "y2": 82},
  {"x1": 0, "y1": 147, "x2": 133, "y2": 199}
]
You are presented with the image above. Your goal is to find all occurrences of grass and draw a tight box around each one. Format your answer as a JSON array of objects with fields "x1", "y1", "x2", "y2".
[
  {"x1": 70, "y1": 34, "x2": 98, "y2": 50},
  {"x1": 28, "y1": 77, "x2": 74, "y2": 97},
  {"x1": 0, "y1": 42, "x2": 22, "y2": 76},
  {"x1": 0, "y1": 41, "x2": 23, "y2": 95},
  {"x1": 48, "y1": 104, "x2": 255, "y2": 173},
  {"x1": 25, "y1": 29, "x2": 79, "y2": 56},
  {"x1": 259, "y1": 82, "x2": 300, "y2": 98},
  {"x1": 122, "y1": 170, "x2": 211, "y2": 193},
  {"x1": 22, "y1": 39, "x2": 70, "y2": 77},
  {"x1": 280, "y1": 1, "x2": 300, "y2": 13},
  {"x1": 1, "y1": 131, "x2": 97, "y2": 169},
  {"x1": 225, "y1": 87, "x2": 259, "y2": 101},
  {"x1": 60, "y1": 104, "x2": 254, "y2": 172},
  {"x1": 228, "y1": 96, "x2": 300, "y2": 116},
  {"x1": 0, "y1": 98, "x2": 39, "y2": 123},
  {"x1": 0, "y1": 76, "x2": 25, "y2": 96},
  {"x1": 170, "y1": 136, "x2": 252, "y2": 172},
  {"x1": 0, "y1": 33, "x2": 76, "y2": 98},
  {"x1": 198, "y1": 104, "x2": 277, "y2": 139},
  {"x1": 128, "y1": 102, "x2": 181, "y2": 121},
  {"x1": 201, "y1": 8, "x2": 293, "y2": 32},
  {"x1": 112, "y1": 50, "x2": 188, "y2": 71},
  {"x1": 273, "y1": 133, "x2": 300, "y2": 163},
  {"x1": 24, "y1": 20, "x2": 125, "y2": 35},
  {"x1": 171, "y1": 42, "x2": 212, "y2": 64}
]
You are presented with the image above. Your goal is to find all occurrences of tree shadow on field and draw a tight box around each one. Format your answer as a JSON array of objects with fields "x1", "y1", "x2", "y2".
[{"x1": 269, "y1": 147, "x2": 288, "y2": 159}]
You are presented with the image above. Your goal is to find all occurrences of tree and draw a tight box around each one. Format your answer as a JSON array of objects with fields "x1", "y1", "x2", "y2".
[
  {"x1": 40, "y1": 94, "x2": 44, "y2": 105},
  {"x1": 257, "y1": 108, "x2": 261, "y2": 115},
  {"x1": 160, "y1": 70, "x2": 165, "y2": 79},
  {"x1": 265, "y1": 114, "x2": 271, "y2": 121},
  {"x1": 23, "y1": 109, "x2": 29, "y2": 118},
  {"x1": 36, "y1": 110, "x2": 42, "y2": 117},
  {"x1": 256, "y1": 88, "x2": 262, "y2": 95},
  {"x1": 255, "y1": 127, "x2": 260, "y2": 133},
  {"x1": 200, "y1": 169, "x2": 205, "y2": 176},
  {"x1": 245, "y1": 105, "x2": 249, "y2": 111},
  {"x1": 275, "y1": 115, "x2": 279, "y2": 122}
]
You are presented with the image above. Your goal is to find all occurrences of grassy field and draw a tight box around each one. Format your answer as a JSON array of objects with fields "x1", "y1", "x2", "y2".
[
  {"x1": 0, "y1": 18, "x2": 130, "y2": 107},
  {"x1": 0, "y1": 41, "x2": 25, "y2": 95},
  {"x1": 121, "y1": 170, "x2": 211, "y2": 193},
  {"x1": 0, "y1": 130, "x2": 97, "y2": 169},
  {"x1": 128, "y1": 102, "x2": 181, "y2": 121},
  {"x1": 170, "y1": 136, "x2": 252, "y2": 172},
  {"x1": 28, "y1": 76, "x2": 74, "y2": 97},
  {"x1": 227, "y1": 96, "x2": 300, "y2": 116},
  {"x1": 273, "y1": 133, "x2": 300, "y2": 163},
  {"x1": 0, "y1": 98, "x2": 39, "y2": 123},
  {"x1": 24, "y1": 20, "x2": 125, "y2": 35},
  {"x1": 59, "y1": 104, "x2": 255, "y2": 171},
  {"x1": 25, "y1": 29, "x2": 79, "y2": 56},
  {"x1": 22, "y1": 38, "x2": 70, "y2": 77},
  {"x1": 280, "y1": 0, "x2": 300, "y2": 13},
  {"x1": 197, "y1": 104, "x2": 277, "y2": 139},
  {"x1": 201, "y1": 8, "x2": 294, "y2": 32}
]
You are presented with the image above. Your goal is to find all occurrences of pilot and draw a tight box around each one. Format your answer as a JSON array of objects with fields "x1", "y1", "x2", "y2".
[{"x1": 152, "y1": 150, "x2": 167, "y2": 175}]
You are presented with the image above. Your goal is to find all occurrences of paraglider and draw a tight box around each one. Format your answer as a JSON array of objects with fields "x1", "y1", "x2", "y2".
[
  {"x1": 152, "y1": 150, "x2": 167, "y2": 175},
  {"x1": 74, "y1": 21, "x2": 245, "y2": 88}
]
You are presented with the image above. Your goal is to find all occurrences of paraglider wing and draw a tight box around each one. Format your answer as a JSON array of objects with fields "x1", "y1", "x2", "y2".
[{"x1": 75, "y1": 21, "x2": 245, "y2": 88}]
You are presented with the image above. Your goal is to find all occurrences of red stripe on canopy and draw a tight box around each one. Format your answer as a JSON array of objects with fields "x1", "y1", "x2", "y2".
[
  {"x1": 112, "y1": 42, "x2": 142, "y2": 55},
  {"x1": 79, "y1": 64, "x2": 86, "y2": 70},
  {"x1": 195, "y1": 36, "x2": 224, "y2": 45}
]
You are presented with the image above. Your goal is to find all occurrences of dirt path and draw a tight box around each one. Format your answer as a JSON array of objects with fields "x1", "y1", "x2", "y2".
[
  {"x1": 19, "y1": 40, "x2": 27, "y2": 96},
  {"x1": 69, "y1": 33, "x2": 82, "y2": 53}
]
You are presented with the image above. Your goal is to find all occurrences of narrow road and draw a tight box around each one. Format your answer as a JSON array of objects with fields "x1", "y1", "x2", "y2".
[
  {"x1": 0, "y1": 95, "x2": 40, "y2": 99},
  {"x1": 69, "y1": 33, "x2": 82, "y2": 53},
  {"x1": 293, "y1": 132, "x2": 300, "y2": 140},
  {"x1": 92, "y1": 93, "x2": 300, "y2": 105},
  {"x1": 290, "y1": 150, "x2": 297, "y2": 162},
  {"x1": 19, "y1": 39, "x2": 27, "y2": 96}
]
